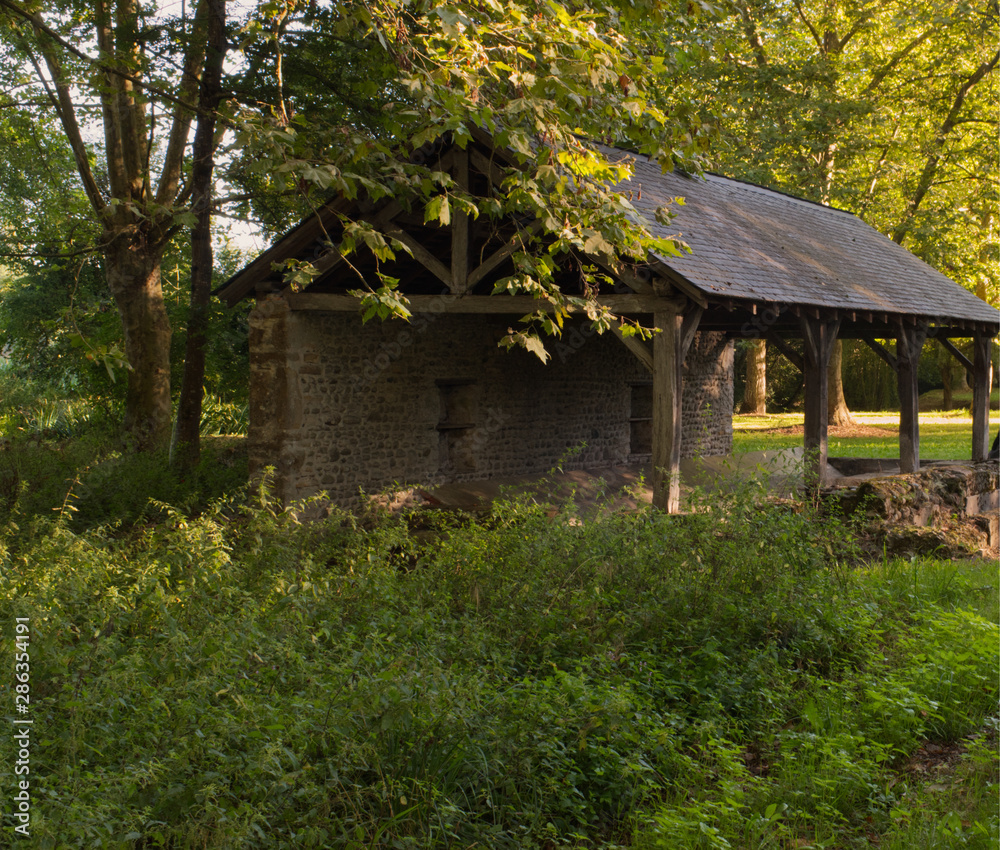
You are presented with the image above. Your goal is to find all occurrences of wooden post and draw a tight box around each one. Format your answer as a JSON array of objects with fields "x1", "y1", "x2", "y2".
[
  {"x1": 451, "y1": 148, "x2": 470, "y2": 294},
  {"x1": 971, "y1": 332, "x2": 992, "y2": 462},
  {"x1": 652, "y1": 307, "x2": 682, "y2": 512},
  {"x1": 651, "y1": 304, "x2": 702, "y2": 512},
  {"x1": 896, "y1": 322, "x2": 928, "y2": 473},
  {"x1": 800, "y1": 315, "x2": 840, "y2": 486}
]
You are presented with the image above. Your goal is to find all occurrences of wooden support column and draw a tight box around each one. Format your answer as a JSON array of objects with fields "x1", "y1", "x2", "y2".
[
  {"x1": 652, "y1": 303, "x2": 702, "y2": 512},
  {"x1": 800, "y1": 315, "x2": 841, "y2": 486},
  {"x1": 971, "y1": 332, "x2": 992, "y2": 462},
  {"x1": 451, "y1": 148, "x2": 470, "y2": 294},
  {"x1": 895, "y1": 321, "x2": 928, "y2": 473}
]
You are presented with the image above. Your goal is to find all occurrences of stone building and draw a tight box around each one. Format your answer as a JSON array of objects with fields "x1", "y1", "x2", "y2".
[{"x1": 219, "y1": 131, "x2": 998, "y2": 511}]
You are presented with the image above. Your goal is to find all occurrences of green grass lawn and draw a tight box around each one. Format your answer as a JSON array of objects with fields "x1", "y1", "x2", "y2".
[{"x1": 733, "y1": 409, "x2": 987, "y2": 459}]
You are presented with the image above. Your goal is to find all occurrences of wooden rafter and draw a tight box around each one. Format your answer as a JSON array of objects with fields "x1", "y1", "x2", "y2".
[
  {"x1": 382, "y1": 225, "x2": 454, "y2": 289},
  {"x1": 649, "y1": 260, "x2": 708, "y2": 309},
  {"x1": 859, "y1": 334, "x2": 898, "y2": 371},
  {"x1": 765, "y1": 331, "x2": 804, "y2": 373},
  {"x1": 938, "y1": 337, "x2": 974, "y2": 374},
  {"x1": 467, "y1": 221, "x2": 543, "y2": 290},
  {"x1": 286, "y1": 292, "x2": 682, "y2": 314},
  {"x1": 611, "y1": 324, "x2": 653, "y2": 372}
]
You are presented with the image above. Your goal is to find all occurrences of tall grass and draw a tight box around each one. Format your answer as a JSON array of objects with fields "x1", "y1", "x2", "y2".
[{"x1": 0, "y1": 472, "x2": 994, "y2": 848}]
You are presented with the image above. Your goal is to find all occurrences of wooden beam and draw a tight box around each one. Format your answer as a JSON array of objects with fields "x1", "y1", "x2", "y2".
[
  {"x1": 680, "y1": 305, "x2": 704, "y2": 358},
  {"x1": 598, "y1": 258, "x2": 655, "y2": 295},
  {"x1": 611, "y1": 324, "x2": 653, "y2": 373},
  {"x1": 279, "y1": 200, "x2": 407, "y2": 292},
  {"x1": 859, "y1": 334, "x2": 898, "y2": 371},
  {"x1": 651, "y1": 303, "x2": 702, "y2": 513},
  {"x1": 469, "y1": 148, "x2": 509, "y2": 189},
  {"x1": 648, "y1": 260, "x2": 708, "y2": 309},
  {"x1": 652, "y1": 305, "x2": 683, "y2": 513},
  {"x1": 218, "y1": 199, "x2": 353, "y2": 305},
  {"x1": 451, "y1": 149, "x2": 470, "y2": 294},
  {"x1": 765, "y1": 331, "x2": 804, "y2": 373},
  {"x1": 939, "y1": 337, "x2": 974, "y2": 374},
  {"x1": 286, "y1": 292, "x2": 681, "y2": 315},
  {"x1": 896, "y1": 321, "x2": 928, "y2": 473},
  {"x1": 382, "y1": 225, "x2": 454, "y2": 289},
  {"x1": 800, "y1": 316, "x2": 840, "y2": 487},
  {"x1": 467, "y1": 222, "x2": 543, "y2": 290},
  {"x1": 972, "y1": 333, "x2": 992, "y2": 462}
]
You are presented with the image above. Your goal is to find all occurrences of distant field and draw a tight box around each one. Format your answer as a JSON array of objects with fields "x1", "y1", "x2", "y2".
[{"x1": 732, "y1": 408, "x2": 986, "y2": 459}]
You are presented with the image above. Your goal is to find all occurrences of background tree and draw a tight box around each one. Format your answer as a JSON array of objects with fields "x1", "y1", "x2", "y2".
[
  {"x1": 679, "y1": 0, "x2": 998, "y2": 415},
  {"x1": 740, "y1": 338, "x2": 767, "y2": 414},
  {"x1": 170, "y1": 0, "x2": 227, "y2": 470}
]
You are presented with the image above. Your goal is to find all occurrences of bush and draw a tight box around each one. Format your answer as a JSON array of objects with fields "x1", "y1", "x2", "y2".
[{"x1": 0, "y1": 474, "x2": 995, "y2": 847}]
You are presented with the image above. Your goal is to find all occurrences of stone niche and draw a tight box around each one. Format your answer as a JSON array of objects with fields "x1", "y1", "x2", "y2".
[{"x1": 248, "y1": 297, "x2": 734, "y2": 503}]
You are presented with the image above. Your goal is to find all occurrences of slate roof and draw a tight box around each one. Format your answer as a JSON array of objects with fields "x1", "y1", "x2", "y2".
[{"x1": 606, "y1": 146, "x2": 999, "y2": 326}]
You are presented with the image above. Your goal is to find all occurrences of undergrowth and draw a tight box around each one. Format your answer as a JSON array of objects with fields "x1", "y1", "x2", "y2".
[{"x1": 0, "y1": 468, "x2": 994, "y2": 848}]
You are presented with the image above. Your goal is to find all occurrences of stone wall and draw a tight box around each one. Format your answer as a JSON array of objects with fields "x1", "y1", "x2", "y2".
[
  {"x1": 682, "y1": 331, "x2": 735, "y2": 457},
  {"x1": 248, "y1": 297, "x2": 734, "y2": 502}
]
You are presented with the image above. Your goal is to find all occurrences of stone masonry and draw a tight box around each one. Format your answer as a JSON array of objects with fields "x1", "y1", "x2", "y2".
[{"x1": 249, "y1": 296, "x2": 734, "y2": 502}]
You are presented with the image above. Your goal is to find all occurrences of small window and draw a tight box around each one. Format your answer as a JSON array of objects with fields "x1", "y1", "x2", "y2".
[
  {"x1": 629, "y1": 382, "x2": 652, "y2": 457},
  {"x1": 436, "y1": 379, "x2": 478, "y2": 472}
]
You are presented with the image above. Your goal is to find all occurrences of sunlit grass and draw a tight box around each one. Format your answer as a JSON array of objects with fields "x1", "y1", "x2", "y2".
[{"x1": 733, "y1": 409, "x2": 985, "y2": 460}]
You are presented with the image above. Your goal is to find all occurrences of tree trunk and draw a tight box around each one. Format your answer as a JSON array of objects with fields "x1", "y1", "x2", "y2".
[
  {"x1": 171, "y1": 0, "x2": 227, "y2": 471},
  {"x1": 940, "y1": 345, "x2": 954, "y2": 410},
  {"x1": 105, "y1": 237, "x2": 173, "y2": 449},
  {"x1": 740, "y1": 338, "x2": 767, "y2": 414},
  {"x1": 827, "y1": 339, "x2": 854, "y2": 426}
]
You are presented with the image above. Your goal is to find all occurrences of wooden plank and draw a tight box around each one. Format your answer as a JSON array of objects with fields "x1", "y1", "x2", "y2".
[
  {"x1": 939, "y1": 337, "x2": 974, "y2": 374},
  {"x1": 972, "y1": 332, "x2": 992, "y2": 462},
  {"x1": 451, "y1": 149, "x2": 470, "y2": 294},
  {"x1": 611, "y1": 324, "x2": 653, "y2": 373},
  {"x1": 286, "y1": 292, "x2": 678, "y2": 314},
  {"x1": 765, "y1": 331, "x2": 804, "y2": 373},
  {"x1": 800, "y1": 316, "x2": 840, "y2": 487},
  {"x1": 895, "y1": 321, "x2": 928, "y2": 473},
  {"x1": 859, "y1": 334, "x2": 898, "y2": 371},
  {"x1": 652, "y1": 305, "x2": 684, "y2": 513}
]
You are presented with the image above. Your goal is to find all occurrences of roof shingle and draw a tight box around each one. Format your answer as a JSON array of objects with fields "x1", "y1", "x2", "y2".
[{"x1": 608, "y1": 147, "x2": 998, "y2": 325}]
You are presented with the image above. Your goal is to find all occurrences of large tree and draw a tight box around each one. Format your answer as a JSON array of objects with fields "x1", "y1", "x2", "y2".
[
  {"x1": 682, "y1": 0, "x2": 998, "y2": 418},
  {"x1": 0, "y1": 0, "x2": 222, "y2": 447},
  {"x1": 1, "y1": 0, "x2": 712, "y2": 449}
]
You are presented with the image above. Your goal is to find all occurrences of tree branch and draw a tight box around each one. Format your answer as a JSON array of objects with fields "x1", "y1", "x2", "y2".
[
  {"x1": 863, "y1": 29, "x2": 933, "y2": 95},
  {"x1": 892, "y1": 50, "x2": 1000, "y2": 245},
  {"x1": 155, "y1": 0, "x2": 209, "y2": 206},
  {"x1": 790, "y1": 0, "x2": 824, "y2": 53},
  {"x1": 26, "y1": 38, "x2": 107, "y2": 214},
  {"x1": 0, "y1": 0, "x2": 216, "y2": 123}
]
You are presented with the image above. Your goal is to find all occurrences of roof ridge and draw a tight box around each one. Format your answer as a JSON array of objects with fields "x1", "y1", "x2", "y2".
[
  {"x1": 592, "y1": 139, "x2": 859, "y2": 219},
  {"x1": 699, "y1": 172, "x2": 857, "y2": 218}
]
